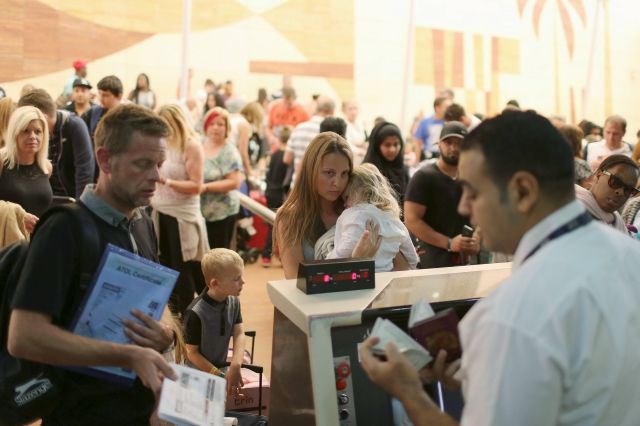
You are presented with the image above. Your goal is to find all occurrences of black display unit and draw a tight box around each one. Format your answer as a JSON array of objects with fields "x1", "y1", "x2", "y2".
[{"x1": 296, "y1": 258, "x2": 375, "y2": 294}]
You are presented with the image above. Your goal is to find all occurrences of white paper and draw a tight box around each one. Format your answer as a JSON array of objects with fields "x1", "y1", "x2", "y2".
[
  {"x1": 158, "y1": 363, "x2": 226, "y2": 426},
  {"x1": 369, "y1": 317, "x2": 432, "y2": 369},
  {"x1": 408, "y1": 298, "x2": 435, "y2": 328}
]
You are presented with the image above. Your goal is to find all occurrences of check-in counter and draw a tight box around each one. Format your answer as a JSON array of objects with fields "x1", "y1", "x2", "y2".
[{"x1": 267, "y1": 263, "x2": 512, "y2": 425}]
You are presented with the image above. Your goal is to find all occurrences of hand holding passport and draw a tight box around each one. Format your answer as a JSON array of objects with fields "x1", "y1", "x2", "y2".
[{"x1": 369, "y1": 299, "x2": 461, "y2": 370}]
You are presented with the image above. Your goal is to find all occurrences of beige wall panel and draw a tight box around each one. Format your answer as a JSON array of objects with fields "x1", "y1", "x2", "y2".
[{"x1": 3, "y1": 0, "x2": 640, "y2": 134}]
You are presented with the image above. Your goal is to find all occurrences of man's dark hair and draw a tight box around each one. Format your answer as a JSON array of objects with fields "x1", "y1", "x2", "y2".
[
  {"x1": 461, "y1": 110, "x2": 574, "y2": 202},
  {"x1": 444, "y1": 103, "x2": 465, "y2": 122},
  {"x1": 578, "y1": 119, "x2": 598, "y2": 136},
  {"x1": 596, "y1": 153, "x2": 639, "y2": 174},
  {"x1": 506, "y1": 99, "x2": 520, "y2": 108},
  {"x1": 320, "y1": 117, "x2": 347, "y2": 137},
  {"x1": 433, "y1": 96, "x2": 448, "y2": 109},
  {"x1": 97, "y1": 75, "x2": 123, "y2": 97},
  {"x1": 94, "y1": 104, "x2": 167, "y2": 155},
  {"x1": 17, "y1": 88, "x2": 56, "y2": 117}
]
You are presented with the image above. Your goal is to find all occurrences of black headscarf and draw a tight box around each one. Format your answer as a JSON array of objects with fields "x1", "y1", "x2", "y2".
[{"x1": 363, "y1": 121, "x2": 410, "y2": 204}]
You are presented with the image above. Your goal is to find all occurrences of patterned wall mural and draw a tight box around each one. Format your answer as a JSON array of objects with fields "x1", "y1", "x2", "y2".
[{"x1": 0, "y1": 0, "x2": 636, "y2": 131}]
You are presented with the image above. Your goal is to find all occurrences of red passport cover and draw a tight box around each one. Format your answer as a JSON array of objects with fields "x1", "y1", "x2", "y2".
[{"x1": 409, "y1": 308, "x2": 461, "y2": 363}]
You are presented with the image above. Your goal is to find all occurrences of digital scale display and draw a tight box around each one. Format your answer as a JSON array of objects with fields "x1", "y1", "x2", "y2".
[
  {"x1": 297, "y1": 258, "x2": 375, "y2": 294},
  {"x1": 309, "y1": 271, "x2": 370, "y2": 284}
]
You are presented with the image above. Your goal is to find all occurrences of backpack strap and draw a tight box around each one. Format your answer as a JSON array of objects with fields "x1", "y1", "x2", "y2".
[
  {"x1": 0, "y1": 202, "x2": 100, "y2": 346},
  {"x1": 35, "y1": 202, "x2": 102, "y2": 321},
  {"x1": 0, "y1": 241, "x2": 30, "y2": 347},
  {"x1": 89, "y1": 106, "x2": 103, "y2": 136}
]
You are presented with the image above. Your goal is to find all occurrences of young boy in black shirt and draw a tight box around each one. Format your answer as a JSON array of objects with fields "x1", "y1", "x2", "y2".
[{"x1": 184, "y1": 248, "x2": 246, "y2": 396}]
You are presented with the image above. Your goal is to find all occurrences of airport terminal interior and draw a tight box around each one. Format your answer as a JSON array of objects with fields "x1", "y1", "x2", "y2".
[{"x1": 2, "y1": 0, "x2": 640, "y2": 425}]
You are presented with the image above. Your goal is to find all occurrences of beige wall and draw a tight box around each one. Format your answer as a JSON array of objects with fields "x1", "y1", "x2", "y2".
[{"x1": 2, "y1": 0, "x2": 639, "y2": 136}]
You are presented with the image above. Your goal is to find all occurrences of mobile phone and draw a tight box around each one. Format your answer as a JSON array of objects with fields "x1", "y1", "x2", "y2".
[{"x1": 461, "y1": 225, "x2": 474, "y2": 238}]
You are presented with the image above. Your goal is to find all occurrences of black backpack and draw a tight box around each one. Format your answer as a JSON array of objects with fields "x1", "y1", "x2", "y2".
[{"x1": 0, "y1": 203, "x2": 99, "y2": 426}]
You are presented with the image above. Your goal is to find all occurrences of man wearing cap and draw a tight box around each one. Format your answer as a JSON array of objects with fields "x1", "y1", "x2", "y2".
[
  {"x1": 404, "y1": 121, "x2": 479, "y2": 268},
  {"x1": 64, "y1": 78, "x2": 94, "y2": 117},
  {"x1": 62, "y1": 60, "x2": 88, "y2": 101}
]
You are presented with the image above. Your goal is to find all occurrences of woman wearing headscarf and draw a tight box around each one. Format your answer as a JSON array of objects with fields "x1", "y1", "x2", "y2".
[{"x1": 363, "y1": 121, "x2": 410, "y2": 208}]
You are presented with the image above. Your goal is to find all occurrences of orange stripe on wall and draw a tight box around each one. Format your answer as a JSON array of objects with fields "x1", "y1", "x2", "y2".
[
  {"x1": 432, "y1": 29, "x2": 445, "y2": 91},
  {"x1": 453, "y1": 31, "x2": 464, "y2": 87},
  {"x1": 249, "y1": 61, "x2": 353, "y2": 79}
]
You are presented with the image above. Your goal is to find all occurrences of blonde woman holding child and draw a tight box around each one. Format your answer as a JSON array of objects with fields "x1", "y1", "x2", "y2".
[{"x1": 326, "y1": 163, "x2": 418, "y2": 271}]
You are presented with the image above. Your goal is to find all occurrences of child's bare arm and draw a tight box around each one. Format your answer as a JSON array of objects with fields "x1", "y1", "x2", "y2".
[
  {"x1": 227, "y1": 323, "x2": 246, "y2": 394},
  {"x1": 185, "y1": 343, "x2": 218, "y2": 374},
  {"x1": 230, "y1": 323, "x2": 246, "y2": 367}
]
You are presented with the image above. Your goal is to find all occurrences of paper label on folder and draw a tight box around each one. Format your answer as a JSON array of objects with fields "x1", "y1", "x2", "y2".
[
  {"x1": 158, "y1": 363, "x2": 226, "y2": 426},
  {"x1": 69, "y1": 243, "x2": 178, "y2": 383}
]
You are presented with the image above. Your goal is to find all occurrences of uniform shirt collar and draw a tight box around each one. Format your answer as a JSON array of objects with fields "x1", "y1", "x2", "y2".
[
  {"x1": 512, "y1": 199, "x2": 585, "y2": 270},
  {"x1": 79, "y1": 184, "x2": 142, "y2": 230}
]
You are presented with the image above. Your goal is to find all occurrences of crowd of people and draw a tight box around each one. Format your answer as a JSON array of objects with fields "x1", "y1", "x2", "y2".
[{"x1": 1, "y1": 58, "x2": 640, "y2": 425}]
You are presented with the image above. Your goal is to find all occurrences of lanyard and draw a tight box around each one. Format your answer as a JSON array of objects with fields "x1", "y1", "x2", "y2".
[{"x1": 522, "y1": 211, "x2": 592, "y2": 264}]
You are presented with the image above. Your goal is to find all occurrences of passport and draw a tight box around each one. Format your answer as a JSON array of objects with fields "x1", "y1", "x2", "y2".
[
  {"x1": 409, "y1": 307, "x2": 461, "y2": 363},
  {"x1": 368, "y1": 299, "x2": 462, "y2": 369}
]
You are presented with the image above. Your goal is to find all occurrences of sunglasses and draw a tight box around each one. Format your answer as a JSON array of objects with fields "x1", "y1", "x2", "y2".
[{"x1": 601, "y1": 170, "x2": 640, "y2": 197}]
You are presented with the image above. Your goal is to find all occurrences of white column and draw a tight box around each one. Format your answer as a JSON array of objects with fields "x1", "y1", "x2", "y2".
[
  {"x1": 399, "y1": 0, "x2": 416, "y2": 132},
  {"x1": 179, "y1": 0, "x2": 192, "y2": 102}
]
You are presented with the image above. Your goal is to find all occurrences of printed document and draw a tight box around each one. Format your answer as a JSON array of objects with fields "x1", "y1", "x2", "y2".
[
  {"x1": 158, "y1": 363, "x2": 226, "y2": 426},
  {"x1": 69, "y1": 243, "x2": 178, "y2": 383}
]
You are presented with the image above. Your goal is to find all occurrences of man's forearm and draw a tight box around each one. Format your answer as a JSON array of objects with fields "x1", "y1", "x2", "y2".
[
  {"x1": 9, "y1": 310, "x2": 135, "y2": 369},
  {"x1": 406, "y1": 219, "x2": 448, "y2": 250},
  {"x1": 401, "y1": 391, "x2": 459, "y2": 426}
]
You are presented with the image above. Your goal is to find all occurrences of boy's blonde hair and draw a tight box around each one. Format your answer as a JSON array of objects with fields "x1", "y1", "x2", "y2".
[
  {"x1": 345, "y1": 163, "x2": 401, "y2": 218},
  {"x1": 201, "y1": 248, "x2": 244, "y2": 282},
  {"x1": 279, "y1": 125, "x2": 292, "y2": 145}
]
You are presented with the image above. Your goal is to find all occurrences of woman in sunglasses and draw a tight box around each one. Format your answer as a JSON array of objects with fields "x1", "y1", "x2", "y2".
[{"x1": 575, "y1": 154, "x2": 640, "y2": 233}]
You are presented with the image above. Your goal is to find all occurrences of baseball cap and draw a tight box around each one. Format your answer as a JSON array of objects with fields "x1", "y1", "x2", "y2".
[
  {"x1": 439, "y1": 121, "x2": 468, "y2": 142},
  {"x1": 72, "y1": 59, "x2": 87, "y2": 70},
  {"x1": 72, "y1": 78, "x2": 92, "y2": 89}
]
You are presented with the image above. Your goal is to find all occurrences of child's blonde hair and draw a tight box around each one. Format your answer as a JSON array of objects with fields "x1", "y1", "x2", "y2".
[
  {"x1": 279, "y1": 125, "x2": 292, "y2": 145},
  {"x1": 345, "y1": 163, "x2": 401, "y2": 218},
  {"x1": 201, "y1": 248, "x2": 244, "y2": 282}
]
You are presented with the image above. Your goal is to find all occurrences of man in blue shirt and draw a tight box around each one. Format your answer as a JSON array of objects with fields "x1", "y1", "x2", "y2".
[{"x1": 413, "y1": 96, "x2": 451, "y2": 160}]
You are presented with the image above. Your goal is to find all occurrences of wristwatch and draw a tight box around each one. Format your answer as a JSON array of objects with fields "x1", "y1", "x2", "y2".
[{"x1": 447, "y1": 238, "x2": 452, "y2": 252}]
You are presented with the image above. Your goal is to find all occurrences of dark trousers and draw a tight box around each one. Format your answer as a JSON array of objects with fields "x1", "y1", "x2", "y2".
[
  {"x1": 262, "y1": 191, "x2": 284, "y2": 258},
  {"x1": 157, "y1": 212, "x2": 206, "y2": 316},
  {"x1": 205, "y1": 214, "x2": 237, "y2": 249}
]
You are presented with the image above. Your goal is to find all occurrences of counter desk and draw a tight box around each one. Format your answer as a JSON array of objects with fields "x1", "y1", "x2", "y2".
[{"x1": 267, "y1": 263, "x2": 511, "y2": 425}]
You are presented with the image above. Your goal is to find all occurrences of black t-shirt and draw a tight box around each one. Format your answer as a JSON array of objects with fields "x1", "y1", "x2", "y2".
[
  {"x1": 265, "y1": 150, "x2": 292, "y2": 208},
  {"x1": 0, "y1": 162, "x2": 52, "y2": 216},
  {"x1": 12, "y1": 204, "x2": 158, "y2": 424},
  {"x1": 405, "y1": 162, "x2": 470, "y2": 268}
]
